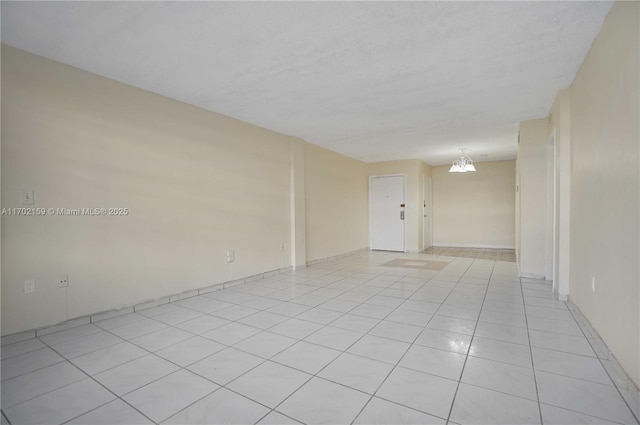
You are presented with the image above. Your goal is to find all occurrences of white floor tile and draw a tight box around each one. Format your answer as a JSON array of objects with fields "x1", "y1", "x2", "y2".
[
  {"x1": 450, "y1": 383, "x2": 541, "y2": 425},
  {"x1": 304, "y1": 325, "x2": 362, "y2": 350},
  {"x1": 347, "y1": 334, "x2": 410, "y2": 365},
  {"x1": 174, "y1": 315, "x2": 230, "y2": 334},
  {"x1": 529, "y1": 330, "x2": 595, "y2": 357},
  {"x1": 354, "y1": 397, "x2": 446, "y2": 425},
  {"x1": 461, "y1": 356, "x2": 537, "y2": 400},
  {"x1": 109, "y1": 318, "x2": 169, "y2": 340},
  {"x1": 369, "y1": 320, "x2": 422, "y2": 343},
  {"x1": 1, "y1": 347, "x2": 64, "y2": 381},
  {"x1": 272, "y1": 341, "x2": 341, "y2": 374},
  {"x1": 257, "y1": 411, "x2": 302, "y2": 424},
  {"x1": 474, "y1": 321, "x2": 530, "y2": 345},
  {"x1": 377, "y1": 366, "x2": 457, "y2": 419},
  {"x1": 532, "y1": 347, "x2": 612, "y2": 386},
  {"x1": 318, "y1": 352, "x2": 393, "y2": 394},
  {"x1": 67, "y1": 399, "x2": 153, "y2": 424},
  {"x1": 237, "y1": 311, "x2": 289, "y2": 330},
  {"x1": 93, "y1": 313, "x2": 147, "y2": 331},
  {"x1": 330, "y1": 314, "x2": 380, "y2": 333},
  {"x1": 426, "y1": 315, "x2": 476, "y2": 336},
  {"x1": 129, "y1": 327, "x2": 193, "y2": 352},
  {"x1": 1, "y1": 338, "x2": 46, "y2": 360},
  {"x1": 94, "y1": 354, "x2": 179, "y2": 396},
  {"x1": 233, "y1": 331, "x2": 298, "y2": 359},
  {"x1": 38, "y1": 324, "x2": 102, "y2": 346},
  {"x1": 540, "y1": 403, "x2": 621, "y2": 424},
  {"x1": 227, "y1": 361, "x2": 311, "y2": 408},
  {"x1": 69, "y1": 342, "x2": 148, "y2": 375},
  {"x1": 399, "y1": 345, "x2": 466, "y2": 381},
  {"x1": 212, "y1": 305, "x2": 261, "y2": 321},
  {"x1": 414, "y1": 328, "x2": 471, "y2": 354},
  {"x1": 155, "y1": 336, "x2": 225, "y2": 366},
  {"x1": 50, "y1": 331, "x2": 123, "y2": 359},
  {"x1": 350, "y1": 303, "x2": 395, "y2": 319},
  {"x1": 268, "y1": 318, "x2": 323, "y2": 340},
  {"x1": 479, "y1": 310, "x2": 527, "y2": 328},
  {"x1": 294, "y1": 307, "x2": 343, "y2": 325},
  {"x1": 469, "y1": 336, "x2": 532, "y2": 367},
  {"x1": 277, "y1": 377, "x2": 370, "y2": 425},
  {"x1": 4, "y1": 379, "x2": 115, "y2": 425},
  {"x1": 318, "y1": 299, "x2": 360, "y2": 314},
  {"x1": 437, "y1": 304, "x2": 481, "y2": 321},
  {"x1": 201, "y1": 322, "x2": 261, "y2": 345},
  {"x1": 153, "y1": 308, "x2": 204, "y2": 326},
  {"x1": 536, "y1": 370, "x2": 636, "y2": 424},
  {"x1": 163, "y1": 388, "x2": 269, "y2": 424},
  {"x1": 186, "y1": 299, "x2": 235, "y2": 314},
  {"x1": 187, "y1": 347, "x2": 263, "y2": 385},
  {"x1": 123, "y1": 369, "x2": 218, "y2": 423},
  {"x1": 397, "y1": 299, "x2": 440, "y2": 314},
  {"x1": 527, "y1": 316, "x2": 583, "y2": 336},
  {"x1": 266, "y1": 302, "x2": 310, "y2": 317},
  {"x1": 1, "y1": 362, "x2": 87, "y2": 409}
]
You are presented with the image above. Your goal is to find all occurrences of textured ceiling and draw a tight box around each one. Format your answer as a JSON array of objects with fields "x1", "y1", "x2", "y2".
[{"x1": 1, "y1": 1, "x2": 612, "y2": 165}]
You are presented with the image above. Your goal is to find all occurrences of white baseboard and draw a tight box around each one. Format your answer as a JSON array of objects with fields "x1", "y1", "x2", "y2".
[
  {"x1": 431, "y1": 243, "x2": 516, "y2": 249},
  {"x1": 520, "y1": 272, "x2": 546, "y2": 279}
]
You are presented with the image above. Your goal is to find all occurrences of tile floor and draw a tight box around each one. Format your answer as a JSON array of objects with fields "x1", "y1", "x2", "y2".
[
  {"x1": 1, "y1": 251, "x2": 638, "y2": 425},
  {"x1": 422, "y1": 247, "x2": 517, "y2": 262}
]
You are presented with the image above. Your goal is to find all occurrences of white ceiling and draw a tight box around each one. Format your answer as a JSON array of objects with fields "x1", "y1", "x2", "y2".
[{"x1": 1, "y1": 1, "x2": 612, "y2": 165}]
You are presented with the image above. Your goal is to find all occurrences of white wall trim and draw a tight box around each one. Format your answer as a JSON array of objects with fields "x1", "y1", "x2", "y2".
[
  {"x1": 567, "y1": 297, "x2": 640, "y2": 420},
  {"x1": 519, "y1": 272, "x2": 546, "y2": 279},
  {"x1": 431, "y1": 243, "x2": 515, "y2": 249},
  {"x1": 0, "y1": 264, "x2": 295, "y2": 340}
]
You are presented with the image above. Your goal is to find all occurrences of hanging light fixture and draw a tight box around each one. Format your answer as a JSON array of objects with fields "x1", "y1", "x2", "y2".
[{"x1": 448, "y1": 148, "x2": 476, "y2": 173}]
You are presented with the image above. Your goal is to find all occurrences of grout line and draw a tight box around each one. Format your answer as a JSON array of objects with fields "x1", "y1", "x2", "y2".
[
  {"x1": 520, "y1": 272, "x2": 545, "y2": 425},
  {"x1": 2, "y1": 255, "x2": 527, "y2": 425},
  {"x1": 444, "y1": 258, "x2": 494, "y2": 424}
]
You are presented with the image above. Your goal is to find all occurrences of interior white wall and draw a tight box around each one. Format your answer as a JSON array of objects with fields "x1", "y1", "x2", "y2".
[
  {"x1": 549, "y1": 90, "x2": 572, "y2": 298},
  {"x1": 304, "y1": 143, "x2": 369, "y2": 262},
  {"x1": 567, "y1": 1, "x2": 639, "y2": 387},
  {"x1": 432, "y1": 160, "x2": 516, "y2": 249},
  {"x1": 0, "y1": 46, "x2": 368, "y2": 335},
  {"x1": 517, "y1": 119, "x2": 549, "y2": 278}
]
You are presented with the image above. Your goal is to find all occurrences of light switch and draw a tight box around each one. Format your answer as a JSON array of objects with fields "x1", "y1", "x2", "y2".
[{"x1": 21, "y1": 190, "x2": 35, "y2": 205}]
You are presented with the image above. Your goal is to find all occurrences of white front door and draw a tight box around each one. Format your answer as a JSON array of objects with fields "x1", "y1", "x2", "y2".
[
  {"x1": 370, "y1": 175, "x2": 405, "y2": 252},
  {"x1": 423, "y1": 175, "x2": 433, "y2": 249}
]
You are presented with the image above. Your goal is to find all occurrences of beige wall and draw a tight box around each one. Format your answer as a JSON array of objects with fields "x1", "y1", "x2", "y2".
[
  {"x1": 567, "y1": 1, "x2": 639, "y2": 386},
  {"x1": 432, "y1": 160, "x2": 516, "y2": 248},
  {"x1": 0, "y1": 46, "x2": 367, "y2": 335},
  {"x1": 304, "y1": 143, "x2": 369, "y2": 262},
  {"x1": 549, "y1": 90, "x2": 571, "y2": 296},
  {"x1": 367, "y1": 160, "x2": 428, "y2": 252},
  {"x1": 517, "y1": 119, "x2": 550, "y2": 278}
]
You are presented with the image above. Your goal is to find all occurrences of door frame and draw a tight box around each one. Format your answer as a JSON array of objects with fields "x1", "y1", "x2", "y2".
[
  {"x1": 369, "y1": 174, "x2": 407, "y2": 252},
  {"x1": 422, "y1": 174, "x2": 433, "y2": 250}
]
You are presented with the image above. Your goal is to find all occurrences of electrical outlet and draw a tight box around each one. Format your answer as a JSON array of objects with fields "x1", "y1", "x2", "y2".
[
  {"x1": 24, "y1": 279, "x2": 36, "y2": 294},
  {"x1": 591, "y1": 276, "x2": 596, "y2": 292},
  {"x1": 59, "y1": 274, "x2": 69, "y2": 288},
  {"x1": 280, "y1": 242, "x2": 287, "y2": 252},
  {"x1": 226, "y1": 250, "x2": 235, "y2": 263}
]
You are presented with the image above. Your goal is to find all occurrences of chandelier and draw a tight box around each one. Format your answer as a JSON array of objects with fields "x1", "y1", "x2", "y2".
[{"x1": 448, "y1": 148, "x2": 476, "y2": 173}]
